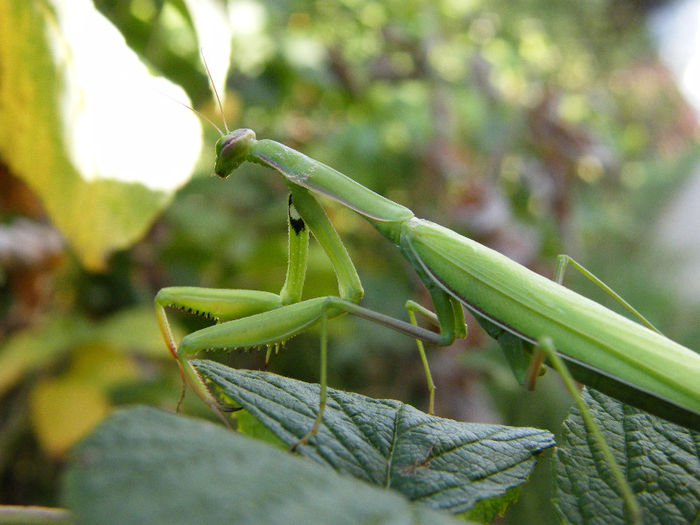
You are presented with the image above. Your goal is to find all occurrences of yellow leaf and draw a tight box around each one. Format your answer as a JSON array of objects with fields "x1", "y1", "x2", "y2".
[
  {"x1": 0, "y1": 1, "x2": 202, "y2": 270},
  {"x1": 30, "y1": 376, "x2": 110, "y2": 458}
]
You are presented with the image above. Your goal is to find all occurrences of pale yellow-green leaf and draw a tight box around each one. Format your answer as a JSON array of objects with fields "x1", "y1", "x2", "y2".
[
  {"x1": 0, "y1": 316, "x2": 90, "y2": 398},
  {"x1": 0, "y1": 1, "x2": 202, "y2": 270},
  {"x1": 29, "y1": 344, "x2": 138, "y2": 458},
  {"x1": 30, "y1": 376, "x2": 110, "y2": 458},
  {"x1": 92, "y1": 306, "x2": 182, "y2": 360},
  {"x1": 0, "y1": 307, "x2": 175, "y2": 397},
  {"x1": 64, "y1": 342, "x2": 140, "y2": 385}
]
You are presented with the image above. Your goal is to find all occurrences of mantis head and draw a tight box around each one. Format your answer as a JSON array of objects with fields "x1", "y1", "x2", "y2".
[{"x1": 214, "y1": 128, "x2": 257, "y2": 178}]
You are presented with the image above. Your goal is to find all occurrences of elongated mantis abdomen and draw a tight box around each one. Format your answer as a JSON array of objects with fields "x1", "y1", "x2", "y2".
[{"x1": 402, "y1": 218, "x2": 700, "y2": 429}]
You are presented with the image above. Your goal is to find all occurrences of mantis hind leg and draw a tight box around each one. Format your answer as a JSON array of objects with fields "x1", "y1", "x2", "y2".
[
  {"x1": 555, "y1": 255, "x2": 661, "y2": 333},
  {"x1": 536, "y1": 337, "x2": 642, "y2": 524},
  {"x1": 526, "y1": 254, "x2": 662, "y2": 390}
]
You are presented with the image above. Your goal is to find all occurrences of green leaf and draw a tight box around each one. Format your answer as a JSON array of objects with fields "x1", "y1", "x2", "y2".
[
  {"x1": 193, "y1": 360, "x2": 556, "y2": 521},
  {"x1": 61, "y1": 406, "x2": 466, "y2": 525},
  {"x1": 92, "y1": 306, "x2": 180, "y2": 359},
  {"x1": 554, "y1": 388, "x2": 700, "y2": 524},
  {"x1": 0, "y1": 316, "x2": 89, "y2": 397},
  {"x1": 0, "y1": 1, "x2": 202, "y2": 270}
]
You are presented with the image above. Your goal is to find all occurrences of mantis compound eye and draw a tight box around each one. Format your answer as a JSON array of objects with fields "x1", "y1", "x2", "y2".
[{"x1": 214, "y1": 128, "x2": 257, "y2": 178}]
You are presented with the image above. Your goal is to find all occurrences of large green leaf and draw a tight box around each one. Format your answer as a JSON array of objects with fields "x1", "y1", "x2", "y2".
[
  {"x1": 61, "y1": 406, "x2": 467, "y2": 525},
  {"x1": 0, "y1": 1, "x2": 203, "y2": 270},
  {"x1": 194, "y1": 360, "x2": 556, "y2": 521},
  {"x1": 554, "y1": 388, "x2": 700, "y2": 524}
]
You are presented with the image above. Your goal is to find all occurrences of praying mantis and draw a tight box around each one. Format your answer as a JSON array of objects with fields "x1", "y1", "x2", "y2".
[
  {"x1": 156, "y1": 124, "x2": 700, "y2": 444},
  {"x1": 153, "y1": 122, "x2": 700, "y2": 522}
]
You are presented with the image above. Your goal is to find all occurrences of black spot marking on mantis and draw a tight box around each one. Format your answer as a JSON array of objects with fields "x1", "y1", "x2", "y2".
[{"x1": 288, "y1": 194, "x2": 306, "y2": 235}]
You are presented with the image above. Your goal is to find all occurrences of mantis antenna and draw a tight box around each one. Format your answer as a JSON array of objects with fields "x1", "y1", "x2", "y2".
[
  {"x1": 200, "y1": 49, "x2": 229, "y2": 134},
  {"x1": 176, "y1": 99, "x2": 223, "y2": 135},
  {"x1": 157, "y1": 81, "x2": 223, "y2": 135}
]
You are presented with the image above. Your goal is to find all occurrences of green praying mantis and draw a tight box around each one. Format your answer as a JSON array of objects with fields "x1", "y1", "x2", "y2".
[{"x1": 156, "y1": 125, "x2": 700, "y2": 442}]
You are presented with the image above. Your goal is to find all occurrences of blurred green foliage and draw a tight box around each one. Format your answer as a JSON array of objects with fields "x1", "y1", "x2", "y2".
[{"x1": 1, "y1": 0, "x2": 699, "y2": 522}]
